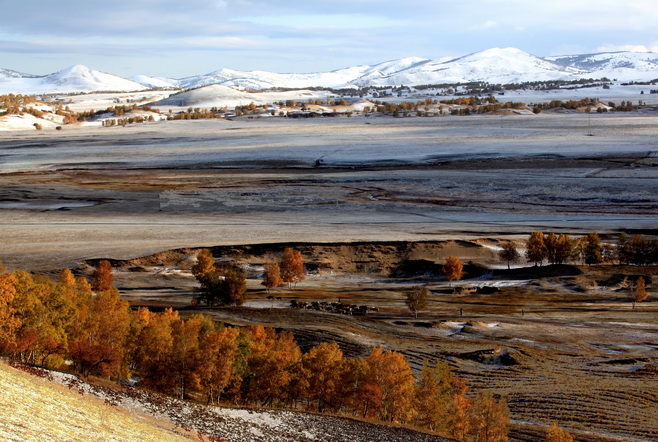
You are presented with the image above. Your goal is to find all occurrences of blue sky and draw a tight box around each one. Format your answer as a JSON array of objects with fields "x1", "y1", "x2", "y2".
[{"x1": 1, "y1": 0, "x2": 657, "y2": 77}]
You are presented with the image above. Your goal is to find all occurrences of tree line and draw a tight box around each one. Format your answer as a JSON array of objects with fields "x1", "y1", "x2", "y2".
[
  {"x1": 0, "y1": 261, "x2": 509, "y2": 440},
  {"x1": 499, "y1": 232, "x2": 658, "y2": 267}
]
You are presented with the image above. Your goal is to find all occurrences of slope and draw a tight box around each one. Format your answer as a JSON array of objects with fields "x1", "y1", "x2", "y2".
[
  {"x1": 548, "y1": 51, "x2": 658, "y2": 81},
  {"x1": 0, "y1": 361, "x2": 193, "y2": 441}
]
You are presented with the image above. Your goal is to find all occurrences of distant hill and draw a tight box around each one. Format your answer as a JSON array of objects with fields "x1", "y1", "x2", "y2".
[
  {"x1": 3, "y1": 47, "x2": 658, "y2": 94},
  {"x1": 0, "y1": 65, "x2": 147, "y2": 95}
]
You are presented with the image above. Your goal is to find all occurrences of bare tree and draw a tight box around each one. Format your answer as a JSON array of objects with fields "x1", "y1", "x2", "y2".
[
  {"x1": 405, "y1": 286, "x2": 428, "y2": 318},
  {"x1": 498, "y1": 242, "x2": 519, "y2": 270}
]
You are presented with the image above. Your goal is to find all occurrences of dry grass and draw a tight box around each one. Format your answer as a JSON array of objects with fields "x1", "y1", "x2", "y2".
[{"x1": 0, "y1": 361, "x2": 194, "y2": 442}]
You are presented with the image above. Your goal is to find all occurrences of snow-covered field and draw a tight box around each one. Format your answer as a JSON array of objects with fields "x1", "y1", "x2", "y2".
[{"x1": 0, "y1": 112, "x2": 655, "y2": 270}]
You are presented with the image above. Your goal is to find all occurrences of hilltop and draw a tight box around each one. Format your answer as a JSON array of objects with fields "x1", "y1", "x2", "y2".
[{"x1": 2, "y1": 47, "x2": 658, "y2": 94}]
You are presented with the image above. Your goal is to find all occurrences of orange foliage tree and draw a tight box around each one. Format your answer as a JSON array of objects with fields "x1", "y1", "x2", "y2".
[
  {"x1": 59, "y1": 268, "x2": 76, "y2": 287},
  {"x1": 199, "y1": 326, "x2": 239, "y2": 404},
  {"x1": 414, "y1": 361, "x2": 455, "y2": 432},
  {"x1": 443, "y1": 256, "x2": 463, "y2": 286},
  {"x1": 241, "y1": 325, "x2": 302, "y2": 407},
  {"x1": 467, "y1": 391, "x2": 510, "y2": 442},
  {"x1": 92, "y1": 260, "x2": 114, "y2": 292},
  {"x1": 633, "y1": 277, "x2": 648, "y2": 309},
  {"x1": 280, "y1": 248, "x2": 305, "y2": 289},
  {"x1": 262, "y1": 262, "x2": 283, "y2": 293},
  {"x1": 302, "y1": 341, "x2": 346, "y2": 412},
  {"x1": 0, "y1": 268, "x2": 19, "y2": 353},
  {"x1": 191, "y1": 249, "x2": 215, "y2": 280},
  {"x1": 546, "y1": 421, "x2": 574, "y2": 442},
  {"x1": 526, "y1": 232, "x2": 547, "y2": 266},
  {"x1": 363, "y1": 347, "x2": 416, "y2": 423}
]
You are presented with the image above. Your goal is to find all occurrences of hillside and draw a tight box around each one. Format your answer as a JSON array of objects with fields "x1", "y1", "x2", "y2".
[
  {"x1": 3, "y1": 47, "x2": 658, "y2": 94},
  {"x1": 0, "y1": 65, "x2": 147, "y2": 95},
  {"x1": 1, "y1": 361, "x2": 449, "y2": 442},
  {"x1": 0, "y1": 361, "x2": 193, "y2": 441}
]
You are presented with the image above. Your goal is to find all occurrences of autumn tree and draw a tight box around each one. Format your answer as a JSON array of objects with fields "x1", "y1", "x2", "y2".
[
  {"x1": 498, "y1": 242, "x2": 520, "y2": 270},
  {"x1": 170, "y1": 315, "x2": 203, "y2": 399},
  {"x1": 0, "y1": 268, "x2": 19, "y2": 354},
  {"x1": 241, "y1": 325, "x2": 302, "y2": 407},
  {"x1": 199, "y1": 325, "x2": 239, "y2": 404},
  {"x1": 545, "y1": 233, "x2": 572, "y2": 265},
  {"x1": 280, "y1": 248, "x2": 305, "y2": 289},
  {"x1": 302, "y1": 341, "x2": 346, "y2": 412},
  {"x1": 92, "y1": 260, "x2": 114, "y2": 292},
  {"x1": 526, "y1": 232, "x2": 547, "y2": 266},
  {"x1": 69, "y1": 287, "x2": 130, "y2": 378},
  {"x1": 633, "y1": 277, "x2": 648, "y2": 309},
  {"x1": 262, "y1": 262, "x2": 283, "y2": 293},
  {"x1": 198, "y1": 264, "x2": 247, "y2": 306},
  {"x1": 546, "y1": 421, "x2": 574, "y2": 442},
  {"x1": 617, "y1": 234, "x2": 658, "y2": 265},
  {"x1": 59, "y1": 268, "x2": 76, "y2": 287},
  {"x1": 192, "y1": 249, "x2": 215, "y2": 280},
  {"x1": 467, "y1": 391, "x2": 510, "y2": 442},
  {"x1": 405, "y1": 285, "x2": 428, "y2": 318},
  {"x1": 443, "y1": 256, "x2": 463, "y2": 286},
  {"x1": 449, "y1": 376, "x2": 471, "y2": 440},
  {"x1": 135, "y1": 308, "x2": 178, "y2": 392},
  {"x1": 583, "y1": 232, "x2": 602, "y2": 265},
  {"x1": 363, "y1": 347, "x2": 416, "y2": 423},
  {"x1": 414, "y1": 361, "x2": 455, "y2": 432}
]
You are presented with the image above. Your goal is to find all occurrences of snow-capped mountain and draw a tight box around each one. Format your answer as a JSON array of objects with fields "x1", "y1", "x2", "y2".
[
  {"x1": 2, "y1": 47, "x2": 658, "y2": 95},
  {"x1": 0, "y1": 65, "x2": 147, "y2": 94},
  {"x1": 148, "y1": 48, "x2": 655, "y2": 90},
  {"x1": 175, "y1": 57, "x2": 435, "y2": 90},
  {"x1": 0, "y1": 68, "x2": 38, "y2": 79},
  {"x1": 130, "y1": 74, "x2": 179, "y2": 89},
  {"x1": 547, "y1": 51, "x2": 658, "y2": 81}
]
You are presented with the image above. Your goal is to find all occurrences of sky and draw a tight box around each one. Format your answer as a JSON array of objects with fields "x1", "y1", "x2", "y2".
[{"x1": 1, "y1": 0, "x2": 658, "y2": 78}]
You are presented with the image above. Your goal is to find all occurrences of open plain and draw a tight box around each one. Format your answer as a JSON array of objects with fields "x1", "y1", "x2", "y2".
[{"x1": 1, "y1": 112, "x2": 657, "y2": 440}]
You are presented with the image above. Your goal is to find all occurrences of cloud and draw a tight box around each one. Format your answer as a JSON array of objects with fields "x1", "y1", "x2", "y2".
[
  {"x1": 469, "y1": 20, "x2": 499, "y2": 31},
  {"x1": 185, "y1": 36, "x2": 263, "y2": 49},
  {"x1": 1, "y1": 0, "x2": 658, "y2": 77},
  {"x1": 596, "y1": 44, "x2": 658, "y2": 53}
]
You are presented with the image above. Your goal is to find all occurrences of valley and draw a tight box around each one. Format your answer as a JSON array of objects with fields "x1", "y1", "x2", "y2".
[{"x1": 0, "y1": 113, "x2": 656, "y2": 440}]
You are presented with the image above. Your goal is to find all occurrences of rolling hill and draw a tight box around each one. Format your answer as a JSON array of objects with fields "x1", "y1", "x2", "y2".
[{"x1": 2, "y1": 47, "x2": 658, "y2": 94}]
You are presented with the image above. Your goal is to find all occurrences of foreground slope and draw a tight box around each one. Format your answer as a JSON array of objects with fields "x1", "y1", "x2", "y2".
[
  {"x1": 0, "y1": 362, "x2": 192, "y2": 441},
  {"x1": 0, "y1": 362, "x2": 449, "y2": 442}
]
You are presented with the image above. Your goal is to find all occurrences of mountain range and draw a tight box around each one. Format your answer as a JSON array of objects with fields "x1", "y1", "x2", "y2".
[{"x1": 2, "y1": 47, "x2": 658, "y2": 95}]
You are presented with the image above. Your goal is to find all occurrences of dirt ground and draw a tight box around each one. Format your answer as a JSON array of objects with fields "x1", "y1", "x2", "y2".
[{"x1": 1, "y1": 113, "x2": 657, "y2": 440}]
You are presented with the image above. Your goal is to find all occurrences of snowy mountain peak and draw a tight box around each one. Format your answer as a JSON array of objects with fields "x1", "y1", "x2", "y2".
[
  {"x1": 3, "y1": 47, "x2": 658, "y2": 95},
  {"x1": 0, "y1": 68, "x2": 37, "y2": 79},
  {"x1": 547, "y1": 51, "x2": 658, "y2": 80}
]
